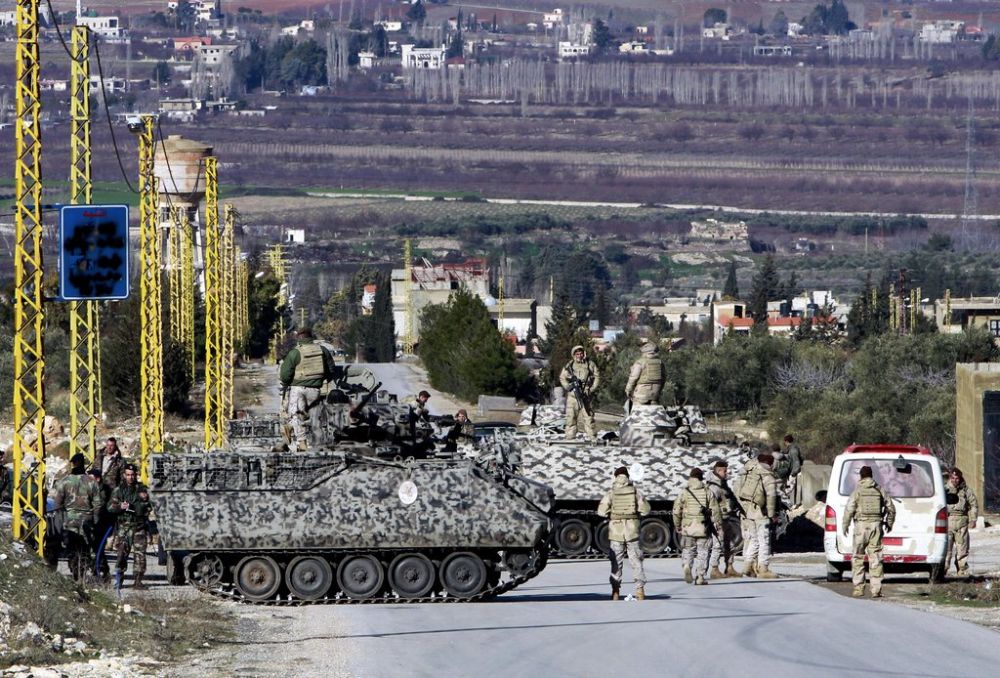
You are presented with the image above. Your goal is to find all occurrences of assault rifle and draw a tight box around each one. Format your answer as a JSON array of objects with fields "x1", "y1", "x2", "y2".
[
  {"x1": 687, "y1": 488, "x2": 718, "y2": 539},
  {"x1": 566, "y1": 372, "x2": 594, "y2": 417},
  {"x1": 723, "y1": 483, "x2": 747, "y2": 519}
]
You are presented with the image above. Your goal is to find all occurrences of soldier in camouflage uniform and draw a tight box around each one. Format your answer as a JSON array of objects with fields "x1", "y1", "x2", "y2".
[
  {"x1": 559, "y1": 345, "x2": 600, "y2": 440},
  {"x1": 444, "y1": 409, "x2": 476, "y2": 452},
  {"x1": 280, "y1": 327, "x2": 337, "y2": 450},
  {"x1": 843, "y1": 465, "x2": 896, "y2": 598},
  {"x1": 96, "y1": 437, "x2": 125, "y2": 491},
  {"x1": 737, "y1": 452, "x2": 778, "y2": 579},
  {"x1": 597, "y1": 466, "x2": 651, "y2": 600},
  {"x1": 52, "y1": 453, "x2": 101, "y2": 579},
  {"x1": 945, "y1": 467, "x2": 979, "y2": 578},
  {"x1": 109, "y1": 464, "x2": 152, "y2": 589},
  {"x1": 705, "y1": 460, "x2": 742, "y2": 579},
  {"x1": 673, "y1": 468, "x2": 722, "y2": 585},
  {"x1": 625, "y1": 339, "x2": 665, "y2": 407}
]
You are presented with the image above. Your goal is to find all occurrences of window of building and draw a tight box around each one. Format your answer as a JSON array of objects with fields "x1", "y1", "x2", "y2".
[{"x1": 990, "y1": 319, "x2": 1000, "y2": 337}]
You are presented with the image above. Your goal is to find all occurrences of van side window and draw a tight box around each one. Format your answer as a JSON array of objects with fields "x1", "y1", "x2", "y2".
[{"x1": 838, "y1": 459, "x2": 935, "y2": 498}]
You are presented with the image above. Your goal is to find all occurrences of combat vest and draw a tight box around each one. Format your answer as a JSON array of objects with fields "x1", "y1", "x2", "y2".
[
  {"x1": 610, "y1": 483, "x2": 639, "y2": 520},
  {"x1": 680, "y1": 483, "x2": 711, "y2": 532},
  {"x1": 946, "y1": 483, "x2": 972, "y2": 517},
  {"x1": 563, "y1": 360, "x2": 596, "y2": 389},
  {"x1": 637, "y1": 356, "x2": 664, "y2": 385},
  {"x1": 738, "y1": 464, "x2": 766, "y2": 507},
  {"x1": 295, "y1": 343, "x2": 327, "y2": 383},
  {"x1": 855, "y1": 483, "x2": 885, "y2": 522}
]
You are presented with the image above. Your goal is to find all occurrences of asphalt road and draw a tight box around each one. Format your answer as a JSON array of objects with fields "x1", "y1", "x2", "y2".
[{"x1": 192, "y1": 559, "x2": 1000, "y2": 678}]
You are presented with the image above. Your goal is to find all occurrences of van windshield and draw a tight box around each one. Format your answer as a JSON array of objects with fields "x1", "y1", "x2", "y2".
[{"x1": 839, "y1": 459, "x2": 936, "y2": 498}]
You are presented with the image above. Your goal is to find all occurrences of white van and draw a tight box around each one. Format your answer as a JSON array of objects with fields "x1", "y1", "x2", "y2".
[{"x1": 823, "y1": 444, "x2": 948, "y2": 583}]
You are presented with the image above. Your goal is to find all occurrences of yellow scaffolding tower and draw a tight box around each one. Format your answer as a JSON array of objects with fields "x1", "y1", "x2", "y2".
[
  {"x1": 138, "y1": 115, "x2": 162, "y2": 485},
  {"x1": 267, "y1": 244, "x2": 287, "y2": 364},
  {"x1": 203, "y1": 157, "x2": 225, "y2": 449},
  {"x1": 12, "y1": 0, "x2": 46, "y2": 555},
  {"x1": 168, "y1": 207, "x2": 183, "y2": 344},
  {"x1": 235, "y1": 249, "x2": 248, "y2": 354},
  {"x1": 402, "y1": 239, "x2": 413, "y2": 355},
  {"x1": 181, "y1": 210, "x2": 195, "y2": 377},
  {"x1": 68, "y1": 25, "x2": 99, "y2": 465},
  {"x1": 222, "y1": 205, "x2": 237, "y2": 419}
]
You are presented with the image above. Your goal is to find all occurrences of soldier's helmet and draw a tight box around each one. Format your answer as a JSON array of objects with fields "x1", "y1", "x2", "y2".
[
  {"x1": 640, "y1": 339, "x2": 657, "y2": 355},
  {"x1": 571, "y1": 345, "x2": 585, "y2": 356}
]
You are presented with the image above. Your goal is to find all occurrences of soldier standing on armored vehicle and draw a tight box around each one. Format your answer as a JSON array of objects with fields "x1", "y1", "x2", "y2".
[
  {"x1": 944, "y1": 467, "x2": 978, "y2": 578},
  {"x1": 109, "y1": 464, "x2": 152, "y2": 589},
  {"x1": 705, "y1": 460, "x2": 743, "y2": 579},
  {"x1": 843, "y1": 465, "x2": 896, "y2": 598},
  {"x1": 560, "y1": 345, "x2": 600, "y2": 440},
  {"x1": 737, "y1": 452, "x2": 778, "y2": 579},
  {"x1": 624, "y1": 339, "x2": 665, "y2": 408},
  {"x1": 280, "y1": 327, "x2": 337, "y2": 450},
  {"x1": 444, "y1": 409, "x2": 475, "y2": 452},
  {"x1": 673, "y1": 468, "x2": 722, "y2": 585},
  {"x1": 597, "y1": 466, "x2": 650, "y2": 600}
]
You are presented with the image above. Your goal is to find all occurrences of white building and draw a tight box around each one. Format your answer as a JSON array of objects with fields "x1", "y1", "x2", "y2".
[
  {"x1": 558, "y1": 42, "x2": 591, "y2": 59},
  {"x1": 543, "y1": 9, "x2": 563, "y2": 30},
  {"x1": 281, "y1": 20, "x2": 315, "y2": 36},
  {"x1": 0, "y1": 10, "x2": 17, "y2": 26},
  {"x1": 77, "y1": 15, "x2": 124, "y2": 40},
  {"x1": 378, "y1": 20, "x2": 403, "y2": 32},
  {"x1": 787, "y1": 22, "x2": 803, "y2": 38},
  {"x1": 199, "y1": 44, "x2": 239, "y2": 66},
  {"x1": 619, "y1": 41, "x2": 649, "y2": 54},
  {"x1": 401, "y1": 44, "x2": 446, "y2": 69},
  {"x1": 702, "y1": 23, "x2": 730, "y2": 39},
  {"x1": 920, "y1": 21, "x2": 963, "y2": 44}
]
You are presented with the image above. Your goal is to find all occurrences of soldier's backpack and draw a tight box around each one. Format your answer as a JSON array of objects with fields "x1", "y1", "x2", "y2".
[{"x1": 738, "y1": 466, "x2": 766, "y2": 507}]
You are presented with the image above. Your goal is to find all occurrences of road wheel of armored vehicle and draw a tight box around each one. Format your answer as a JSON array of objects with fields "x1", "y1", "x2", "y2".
[
  {"x1": 236, "y1": 556, "x2": 282, "y2": 601},
  {"x1": 441, "y1": 552, "x2": 487, "y2": 598},
  {"x1": 188, "y1": 553, "x2": 225, "y2": 589},
  {"x1": 639, "y1": 518, "x2": 671, "y2": 556},
  {"x1": 555, "y1": 519, "x2": 592, "y2": 557},
  {"x1": 594, "y1": 523, "x2": 611, "y2": 556},
  {"x1": 502, "y1": 549, "x2": 541, "y2": 577},
  {"x1": 286, "y1": 556, "x2": 334, "y2": 601},
  {"x1": 388, "y1": 554, "x2": 436, "y2": 599},
  {"x1": 338, "y1": 555, "x2": 385, "y2": 600}
]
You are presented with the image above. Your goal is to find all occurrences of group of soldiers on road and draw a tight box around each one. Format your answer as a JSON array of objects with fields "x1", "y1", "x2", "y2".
[{"x1": 50, "y1": 438, "x2": 151, "y2": 589}]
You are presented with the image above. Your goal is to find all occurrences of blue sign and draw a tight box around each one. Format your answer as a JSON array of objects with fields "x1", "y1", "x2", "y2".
[{"x1": 59, "y1": 204, "x2": 130, "y2": 301}]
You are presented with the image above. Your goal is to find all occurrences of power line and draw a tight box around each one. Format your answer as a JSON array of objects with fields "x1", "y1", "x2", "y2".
[{"x1": 92, "y1": 38, "x2": 139, "y2": 194}]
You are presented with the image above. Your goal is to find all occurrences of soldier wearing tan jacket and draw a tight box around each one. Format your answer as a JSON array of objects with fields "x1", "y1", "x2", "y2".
[
  {"x1": 673, "y1": 468, "x2": 722, "y2": 585},
  {"x1": 625, "y1": 340, "x2": 665, "y2": 406},
  {"x1": 736, "y1": 452, "x2": 778, "y2": 579},
  {"x1": 945, "y1": 467, "x2": 979, "y2": 577},
  {"x1": 843, "y1": 465, "x2": 896, "y2": 598},
  {"x1": 560, "y1": 345, "x2": 600, "y2": 440},
  {"x1": 597, "y1": 467, "x2": 651, "y2": 600}
]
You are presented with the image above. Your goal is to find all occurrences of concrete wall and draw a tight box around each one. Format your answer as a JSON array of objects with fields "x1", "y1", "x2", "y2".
[{"x1": 955, "y1": 363, "x2": 1000, "y2": 512}]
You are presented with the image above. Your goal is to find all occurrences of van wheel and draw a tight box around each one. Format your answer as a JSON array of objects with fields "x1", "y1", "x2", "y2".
[
  {"x1": 826, "y1": 562, "x2": 844, "y2": 582},
  {"x1": 929, "y1": 563, "x2": 945, "y2": 584}
]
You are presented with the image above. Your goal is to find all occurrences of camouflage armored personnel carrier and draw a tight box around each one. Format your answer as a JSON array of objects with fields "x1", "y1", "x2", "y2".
[
  {"x1": 151, "y1": 378, "x2": 554, "y2": 603},
  {"x1": 509, "y1": 404, "x2": 749, "y2": 558}
]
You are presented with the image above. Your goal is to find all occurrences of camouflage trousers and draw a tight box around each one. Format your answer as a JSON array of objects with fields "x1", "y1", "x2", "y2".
[
  {"x1": 564, "y1": 395, "x2": 595, "y2": 440},
  {"x1": 851, "y1": 520, "x2": 884, "y2": 595},
  {"x1": 609, "y1": 539, "x2": 646, "y2": 589},
  {"x1": 287, "y1": 386, "x2": 322, "y2": 450},
  {"x1": 681, "y1": 535, "x2": 710, "y2": 579},
  {"x1": 707, "y1": 518, "x2": 742, "y2": 572},
  {"x1": 741, "y1": 517, "x2": 771, "y2": 569},
  {"x1": 115, "y1": 528, "x2": 148, "y2": 576},
  {"x1": 946, "y1": 519, "x2": 971, "y2": 575}
]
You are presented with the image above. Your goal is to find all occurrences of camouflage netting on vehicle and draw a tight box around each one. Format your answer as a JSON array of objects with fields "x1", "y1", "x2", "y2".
[{"x1": 150, "y1": 452, "x2": 552, "y2": 552}]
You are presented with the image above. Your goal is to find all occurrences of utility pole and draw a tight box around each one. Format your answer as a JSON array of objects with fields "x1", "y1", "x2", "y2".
[
  {"x1": 222, "y1": 204, "x2": 237, "y2": 421},
  {"x1": 961, "y1": 96, "x2": 977, "y2": 248},
  {"x1": 12, "y1": 0, "x2": 47, "y2": 556},
  {"x1": 203, "y1": 156, "x2": 225, "y2": 450},
  {"x1": 403, "y1": 239, "x2": 414, "y2": 355},
  {"x1": 138, "y1": 115, "x2": 162, "y2": 485},
  {"x1": 69, "y1": 25, "x2": 99, "y2": 465}
]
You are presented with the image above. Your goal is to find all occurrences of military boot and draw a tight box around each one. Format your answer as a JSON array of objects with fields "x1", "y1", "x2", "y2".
[
  {"x1": 756, "y1": 567, "x2": 778, "y2": 579},
  {"x1": 742, "y1": 562, "x2": 757, "y2": 578},
  {"x1": 710, "y1": 566, "x2": 726, "y2": 580},
  {"x1": 133, "y1": 574, "x2": 147, "y2": 590},
  {"x1": 852, "y1": 586, "x2": 865, "y2": 598},
  {"x1": 695, "y1": 576, "x2": 706, "y2": 585},
  {"x1": 683, "y1": 566, "x2": 694, "y2": 584},
  {"x1": 725, "y1": 565, "x2": 740, "y2": 577},
  {"x1": 611, "y1": 582, "x2": 621, "y2": 601},
  {"x1": 635, "y1": 587, "x2": 645, "y2": 601}
]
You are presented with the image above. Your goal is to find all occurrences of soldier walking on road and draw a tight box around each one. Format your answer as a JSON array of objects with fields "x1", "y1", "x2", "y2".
[
  {"x1": 705, "y1": 460, "x2": 743, "y2": 579},
  {"x1": 624, "y1": 339, "x2": 665, "y2": 407},
  {"x1": 843, "y1": 465, "x2": 895, "y2": 598},
  {"x1": 52, "y1": 453, "x2": 101, "y2": 579},
  {"x1": 95, "y1": 437, "x2": 125, "y2": 491},
  {"x1": 280, "y1": 327, "x2": 337, "y2": 450},
  {"x1": 673, "y1": 468, "x2": 722, "y2": 585},
  {"x1": 945, "y1": 467, "x2": 979, "y2": 578},
  {"x1": 597, "y1": 466, "x2": 651, "y2": 600},
  {"x1": 560, "y1": 345, "x2": 600, "y2": 440},
  {"x1": 109, "y1": 464, "x2": 152, "y2": 590},
  {"x1": 782, "y1": 434, "x2": 804, "y2": 499},
  {"x1": 737, "y1": 452, "x2": 778, "y2": 579}
]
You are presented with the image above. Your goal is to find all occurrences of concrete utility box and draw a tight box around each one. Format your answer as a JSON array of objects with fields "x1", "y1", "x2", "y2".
[{"x1": 955, "y1": 363, "x2": 1000, "y2": 513}]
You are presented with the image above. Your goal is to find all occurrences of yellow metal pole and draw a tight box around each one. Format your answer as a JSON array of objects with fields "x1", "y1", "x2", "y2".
[
  {"x1": 168, "y1": 207, "x2": 182, "y2": 344},
  {"x1": 944, "y1": 288, "x2": 951, "y2": 328},
  {"x1": 69, "y1": 25, "x2": 98, "y2": 465},
  {"x1": 403, "y1": 239, "x2": 413, "y2": 355},
  {"x1": 181, "y1": 210, "x2": 195, "y2": 378},
  {"x1": 12, "y1": 0, "x2": 46, "y2": 555},
  {"x1": 222, "y1": 205, "x2": 236, "y2": 419},
  {"x1": 138, "y1": 115, "x2": 162, "y2": 484},
  {"x1": 203, "y1": 157, "x2": 225, "y2": 449}
]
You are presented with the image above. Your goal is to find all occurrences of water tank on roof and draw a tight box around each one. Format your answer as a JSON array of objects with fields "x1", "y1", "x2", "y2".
[{"x1": 155, "y1": 135, "x2": 213, "y2": 208}]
